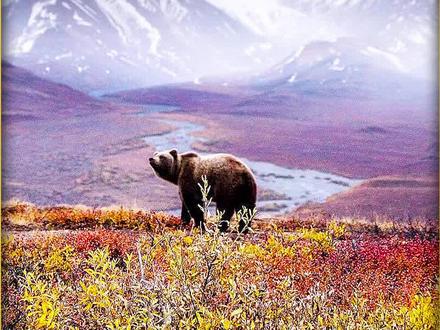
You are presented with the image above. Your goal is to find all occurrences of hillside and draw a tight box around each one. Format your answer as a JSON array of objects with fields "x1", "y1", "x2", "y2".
[
  {"x1": 107, "y1": 78, "x2": 437, "y2": 179},
  {"x1": 2, "y1": 63, "x2": 176, "y2": 210},
  {"x1": 2, "y1": 60, "x2": 437, "y2": 221},
  {"x1": 295, "y1": 176, "x2": 439, "y2": 221},
  {"x1": 2, "y1": 61, "x2": 110, "y2": 121},
  {"x1": 105, "y1": 84, "x2": 242, "y2": 108},
  {"x1": 105, "y1": 71, "x2": 438, "y2": 221}
]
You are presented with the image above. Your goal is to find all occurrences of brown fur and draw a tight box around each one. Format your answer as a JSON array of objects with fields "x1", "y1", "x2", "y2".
[{"x1": 149, "y1": 150, "x2": 257, "y2": 232}]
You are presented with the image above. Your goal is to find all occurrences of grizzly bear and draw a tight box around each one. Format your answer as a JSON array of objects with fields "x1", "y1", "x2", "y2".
[{"x1": 149, "y1": 149, "x2": 257, "y2": 232}]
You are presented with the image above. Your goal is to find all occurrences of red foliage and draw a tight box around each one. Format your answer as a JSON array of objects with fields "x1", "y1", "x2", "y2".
[
  {"x1": 69, "y1": 230, "x2": 138, "y2": 258},
  {"x1": 287, "y1": 236, "x2": 437, "y2": 308}
]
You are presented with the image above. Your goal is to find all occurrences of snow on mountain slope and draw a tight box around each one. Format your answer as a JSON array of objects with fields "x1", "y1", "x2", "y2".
[
  {"x1": 3, "y1": 0, "x2": 259, "y2": 92},
  {"x1": 208, "y1": 0, "x2": 436, "y2": 81},
  {"x1": 3, "y1": 0, "x2": 436, "y2": 93},
  {"x1": 94, "y1": 0, "x2": 161, "y2": 55},
  {"x1": 254, "y1": 38, "x2": 434, "y2": 101}
]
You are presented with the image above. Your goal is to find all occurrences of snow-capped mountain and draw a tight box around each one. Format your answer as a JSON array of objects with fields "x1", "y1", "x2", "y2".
[
  {"x1": 209, "y1": 0, "x2": 437, "y2": 81},
  {"x1": 3, "y1": 0, "x2": 260, "y2": 92},
  {"x1": 254, "y1": 37, "x2": 435, "y2": 101},
  {"x1": 3, "y1": 0, "x2": 436, "y2": 93}
]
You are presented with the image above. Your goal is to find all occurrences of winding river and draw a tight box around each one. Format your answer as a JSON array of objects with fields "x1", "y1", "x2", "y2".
[{"x1": 136, "y1": 104, "x2": 361, "y2": 217}]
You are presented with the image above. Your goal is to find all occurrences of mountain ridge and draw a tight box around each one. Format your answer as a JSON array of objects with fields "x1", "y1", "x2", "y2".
[{"x1": 2, "y1": 60, "x2": 111, "y2": 120}]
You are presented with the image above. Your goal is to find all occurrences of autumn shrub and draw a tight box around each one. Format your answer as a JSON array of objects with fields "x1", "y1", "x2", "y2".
[
  {"x1": 2, "y1": 216, "x2": 438, "y2": 329},
  {"x1": 2, "y1": 201, "x2": 180, "y2": 231}
]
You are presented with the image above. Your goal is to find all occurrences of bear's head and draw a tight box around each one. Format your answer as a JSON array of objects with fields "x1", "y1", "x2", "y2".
[{"x1": 149, "y1": 149, "x2": 179, "y2": 184}]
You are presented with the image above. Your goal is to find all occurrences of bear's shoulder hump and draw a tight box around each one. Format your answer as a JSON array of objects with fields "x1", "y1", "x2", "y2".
[{"x1": 181, "y1": 151, "x2": 199, "y2": 159}]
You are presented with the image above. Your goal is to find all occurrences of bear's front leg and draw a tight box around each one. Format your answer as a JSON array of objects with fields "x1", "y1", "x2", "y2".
[
  {"x1": 181, "y1": 190, "x2": 206, "y2": 232},
  {"x1": 185, "y1": 199, "x2": 206, "y2": 232},
  {"x1": 181, "y1": 203, "x2": 191, "y2": 225},
  {"x1": 189, "y1": 206, "x2": 206, "y2": 232}
]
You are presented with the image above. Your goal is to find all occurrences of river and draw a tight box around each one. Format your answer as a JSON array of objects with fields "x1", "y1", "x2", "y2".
[{"x1": 135, "y1": 103, "x2": 361, "y2": 217}]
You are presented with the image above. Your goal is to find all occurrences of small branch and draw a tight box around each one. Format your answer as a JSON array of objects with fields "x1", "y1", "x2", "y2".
[{"x1": 137, "y1": 242, "x2": 146, "y2": 283}]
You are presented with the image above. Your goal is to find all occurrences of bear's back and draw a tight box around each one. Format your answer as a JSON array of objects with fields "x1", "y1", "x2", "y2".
[
  {"x1": 179, "y1": 152, "x2": 254, "y2": 184},
  {"x1": 200, "y1": 154, "x2": 254, "y2": 187}
]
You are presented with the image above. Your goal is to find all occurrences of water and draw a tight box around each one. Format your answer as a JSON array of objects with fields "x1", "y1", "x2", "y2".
[
  {"x1": 244, "y1": 160, "x2": 358, "y2": 215},
  {"x1": 135, "y1": 104, "x2": 180, "y2": 115},
  {"x1": 139, "y1": 104, "x2": 361, "y2": 216},
  {"x1": 143, "y1": 120, "x2": 207, "y2": 151}
]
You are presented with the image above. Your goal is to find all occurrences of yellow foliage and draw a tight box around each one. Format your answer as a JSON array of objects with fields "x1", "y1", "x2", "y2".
[
  {"x1": 297, "y1": 228, "x2": 334, "y2": 251},
  {"x1": 22, "y1": 272, "x2": 61, "y2": 329},
  {"x1": 239, "y1": 243, "x2": 266, "y2": 257},
  {"x1": 405, "y1": 295, "x2": 437, "y2": 329},
  {"x1": 44, "y1": 246, "x2": 75, "y2": 273},
  {"x1": 328, "y1": 220, "x2": 347, "y2": 239},
  {"x1": 183, "y1": 236, "x2": 194, "y2": 246}
]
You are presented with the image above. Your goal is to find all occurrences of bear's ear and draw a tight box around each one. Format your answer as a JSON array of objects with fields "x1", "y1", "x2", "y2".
[{"x1": 170, "y1": 149, "x2": 178, "y2": 159}]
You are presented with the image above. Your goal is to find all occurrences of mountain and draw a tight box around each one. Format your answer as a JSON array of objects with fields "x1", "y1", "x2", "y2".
[
  {"x1": 106, "y1": 36, "x2": 436, "y2": 123},
  {"x1": 252, "y1": 38, "x2": 435, "y2": 102},
  {"x1": 3, "y1": 0, "x2": 258, "y2": 92},
  {"x1": 1, "y1": 61, "x2": 111, "y2": 121},
  {"x1": 3, "y1": 0, "x2": 436, "y2": 93},
  {"x1": 209, "y1": 0, "x2": 436, "y2": 79}
]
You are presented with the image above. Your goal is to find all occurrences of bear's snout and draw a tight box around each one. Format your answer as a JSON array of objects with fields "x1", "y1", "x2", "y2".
[{"x1": 148, "y1": 157, "x2": 156, "y2": 168}]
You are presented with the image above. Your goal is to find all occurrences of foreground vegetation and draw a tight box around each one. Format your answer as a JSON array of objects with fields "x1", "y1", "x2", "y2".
[{"x1": 1, "y1": 201, "x2": 439, "y2": 329}]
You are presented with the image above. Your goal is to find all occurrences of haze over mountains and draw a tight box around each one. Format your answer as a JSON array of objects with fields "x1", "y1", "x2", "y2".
[{"x1": 3, "y1": 0, "x2": 437, "y2": 93}]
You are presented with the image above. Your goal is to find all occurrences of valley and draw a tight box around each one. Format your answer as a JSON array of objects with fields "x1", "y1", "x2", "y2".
[
  {"x1": 2, "y1": 0, "x2": 437, "y2": 221},
  {"x1": 3, "y1": 61, "x2": 437, "y2": 220},
  {"x1": 105, "y1": 79, "x2": 438, "y2": 220}
]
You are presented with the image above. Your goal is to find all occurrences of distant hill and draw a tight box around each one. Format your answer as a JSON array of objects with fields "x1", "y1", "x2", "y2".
[
  {"x1": 295, "y1": 176, "x2": 439, "y2": 221},
  {"x1": 105, "y1": 84, "x2": 242, "y2": 109},
  {"x1": 2, "y1": 61, "x2": 110, "y2": 121}
]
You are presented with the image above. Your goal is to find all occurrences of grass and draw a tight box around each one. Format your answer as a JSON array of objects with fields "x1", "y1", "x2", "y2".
[{"x1": 1, "y1": 201, "x2": 438, "y2": 329}]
